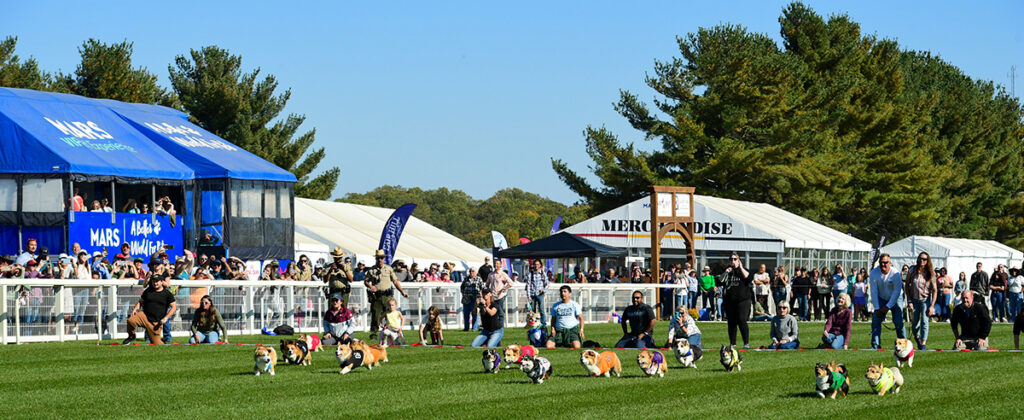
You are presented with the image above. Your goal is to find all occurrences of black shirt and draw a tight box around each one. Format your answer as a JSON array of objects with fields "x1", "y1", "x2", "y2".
[
  {"x1": 792, "y1": 275, "x2": 813, "y2": 296},
  {"x1": 970, "y1": 271, "x2": 989, "y2": 295},
  {"x1": 141, "y1": 287, "x2": 175, "y2": 323},
  {"x1": 723, "y1": 266, "x2": 752, "y2": 303},
  {"x1": 479, "y1": 302, "x2": 501, "y2": 331},
  {"x1": 621, "y1": 303, "x2": 655, "y2": 336},
  {"x1": 478, "y1": 264, "x2": 493, "y2": 282},
  {"x1": 952, "y1": 301, "x2": 992, "y2": 340}
]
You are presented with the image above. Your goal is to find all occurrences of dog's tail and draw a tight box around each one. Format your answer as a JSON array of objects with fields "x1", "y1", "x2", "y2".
[{"x1": 692, "y1": 346, "x2": 704, "y2": 361}]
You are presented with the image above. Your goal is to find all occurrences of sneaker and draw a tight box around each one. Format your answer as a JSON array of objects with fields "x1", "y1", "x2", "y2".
[
  {"x1": 742, "y1": 344, "x2": 750, "y2": 349},
  {"x1": 122, "y1": 336, "x2": 135, "y2": 345}
]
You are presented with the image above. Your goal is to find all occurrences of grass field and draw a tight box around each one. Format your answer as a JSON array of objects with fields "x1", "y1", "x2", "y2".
[{"x1": 1, "y1": 319, "x2": 1020, "y2": 419}]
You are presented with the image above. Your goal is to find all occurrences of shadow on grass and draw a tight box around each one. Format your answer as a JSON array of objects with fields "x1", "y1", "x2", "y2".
[{"x1": 783, "y1": 392, "x2": 821, "y2": 399}]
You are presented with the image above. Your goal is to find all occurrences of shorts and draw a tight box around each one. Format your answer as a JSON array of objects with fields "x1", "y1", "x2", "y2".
[{"x1": 550, "y1": 326, "x2": 581, "y2": 347}]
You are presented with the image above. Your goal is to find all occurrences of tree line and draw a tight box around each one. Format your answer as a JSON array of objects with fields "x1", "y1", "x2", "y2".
[
  {"x1": 553, "y1": 2, "x2": 1024, "y2": 248},
  {"x1": 0, "y1": 37, "x2": 338, "y2": 200}
]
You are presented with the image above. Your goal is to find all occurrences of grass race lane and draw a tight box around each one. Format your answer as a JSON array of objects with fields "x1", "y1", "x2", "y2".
[{"x1": 0, "y1": 320, "x2": 1020, "y2": 419}]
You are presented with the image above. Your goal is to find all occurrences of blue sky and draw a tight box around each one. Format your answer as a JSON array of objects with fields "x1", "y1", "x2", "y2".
[{"x1": 4, "y1": 1, "x2": 1021, "y2": 205}]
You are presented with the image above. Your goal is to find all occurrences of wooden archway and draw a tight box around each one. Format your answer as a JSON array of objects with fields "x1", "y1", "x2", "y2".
[{"x1": 650, "y1": 186, "x2": 695, "y2": 287}]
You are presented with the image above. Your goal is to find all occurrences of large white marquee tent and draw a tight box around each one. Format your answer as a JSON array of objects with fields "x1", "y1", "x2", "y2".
[
  {"x1": 880, "y1": 236, "x2": 1024, "y2": 277},
  {"x1": 293, "y1": 198, "x2": 489, "y2": 269},
  {"x1": 561, "y1": 195, "x2": 872, "y2": 273}
]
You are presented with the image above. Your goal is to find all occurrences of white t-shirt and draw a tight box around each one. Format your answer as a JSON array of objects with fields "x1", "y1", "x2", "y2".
[
  {"x1": 687, "y1": 276, "x2": 699, "y2": 292},
  {"x1": 1009, "y1": 275, "x2": 1024, "y2": 294},
  {"x1": 754, "y1": 272, "x2": 770, "y2": 295},
  {"x1": 550, "y1": 300, "x2": 583, "y2": 330}
]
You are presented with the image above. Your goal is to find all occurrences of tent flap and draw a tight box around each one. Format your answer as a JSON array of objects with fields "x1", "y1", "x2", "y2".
[{"x1": 496, "y1": 232, "x2": 627, "y2": 259}]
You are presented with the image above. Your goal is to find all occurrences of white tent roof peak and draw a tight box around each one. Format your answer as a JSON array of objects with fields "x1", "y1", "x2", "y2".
[{"x1": 882, "y1": 235, "x2": 1024, "y2": 259}]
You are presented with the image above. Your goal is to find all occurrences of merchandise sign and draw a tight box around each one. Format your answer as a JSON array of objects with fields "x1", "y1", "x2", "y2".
[{"x1": 69, "y1": 212, "x2": 184, "y2": 259}]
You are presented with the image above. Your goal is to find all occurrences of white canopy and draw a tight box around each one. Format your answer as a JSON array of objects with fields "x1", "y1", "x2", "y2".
[
  {"x1": 293, "y1": 198, "x2": 489, "y2": 270},
  {"x1": 562, "y1": 195, "x2": 870, "y2": 253},
  {"x1": 880, "y1": 236, "x2": 1024, "y2": 276}
]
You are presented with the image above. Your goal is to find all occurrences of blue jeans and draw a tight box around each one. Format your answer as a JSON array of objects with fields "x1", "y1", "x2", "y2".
[
  {"x1": 832, "y1": 290, "x2": 842, "y2": 302},
  {"x1": 910, "y1": 298, "x2": 931, "y2": 343},
  {"x1": 25, "y1": 306, "x2": 39, "y2": 324},
  {"x1": 871, "y1": 305, "x2": 907, "y2": 349},
  {"x1": 190, "y1": 331, "x2": 220, "y2": 344},
  {"x1": 688, "y1": 291, "x2": 698, "y2": 309},
  {"x1": 935, "y1": 293, "x2": 951, "y2": 320},
  {"x1": 471, "y1": 328, "x2": 504, "y2": 348},
  {"x1": 753, "y1": 315, "x2": 772, "y2": 322},
  {"x1": 823, "y1": 333, "x2": 845, "y2": 349},
  {"x1": 1009, "y1": 293, "x2": 1023, "y2": 320},
  {"x1": 615, "y1": 334, "x2": 656, "y2": 349},
  {"x1": 768, "y1": 339, "x2": 799, "y2": 350},
  {"x1": 687, "y1": 333, "x2": 702, "y2": 348},
  {"x1": 73, "y1": 290, "x2": 90, "y2": 324},
  {"x1": 991, "y1": 292, "x2": 1007, "y2": 320},
  {"x1": 773, "y1": 289, "x2": 787, "y2": 311},
  {"x1": 462, "y1": 302, "x2": 479, "y2": 331},
  {"x1": 796, "y1": 295, "x2": 810, "y2": 321},
  {"x1": 716, "y1": 294, "x2": 724, "y2": 319},
  {"x1": 530, "y1": 294, "x2": 546, "y2": 326}
]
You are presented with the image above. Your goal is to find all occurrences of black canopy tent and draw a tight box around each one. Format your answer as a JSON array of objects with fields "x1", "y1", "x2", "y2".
[{"x1": 495, "y1": 232, "x2": 626, "y2": 259}]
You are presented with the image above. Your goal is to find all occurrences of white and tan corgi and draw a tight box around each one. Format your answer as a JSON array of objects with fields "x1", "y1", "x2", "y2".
[
  {"x1": 336, "y1": 343, "x2": 371, "y2": 374},
  {"x1": 673, "y1": 339, "x2": 702, "y2": 369},
  {"x1": 893, "y1": 338, "x2": 915, "y2": 368},
  {"x1": 254, "y1": 346, "x2": 277, "y2": 376},
  {"x1": 520, "y1": 355, "x2": 553, "y2": 384},
  {"x1": 865, "y1": 361, "x2": 904, "y2": 395},
  {"x1": 637, "y1": 350, "x2": 669, "y2": 377},
  {"x1": 580, "y1": 349, "x2": 622, "y2": 377},
  {"x1": 503, "y1": 344, "x2": 539, "y2": 369}
]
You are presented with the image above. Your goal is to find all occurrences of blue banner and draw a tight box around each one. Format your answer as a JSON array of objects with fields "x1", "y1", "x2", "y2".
[
  {"x1": 546, "y1": 216, "x2": 562, "y2": 273},
  {"x1": 378, "y1": 203, "x2": 416, "y2": 265},
  {"x1": 69, "y1": 212, "x2": 184, "y2": 260}
]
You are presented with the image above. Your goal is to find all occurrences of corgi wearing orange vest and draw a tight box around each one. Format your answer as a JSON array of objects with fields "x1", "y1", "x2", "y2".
[{"x1": 580, "y1": 349, "x2": 622, "y2": 377}]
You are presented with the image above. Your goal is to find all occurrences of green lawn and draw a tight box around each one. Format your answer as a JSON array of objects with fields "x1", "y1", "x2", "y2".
[{"x1": 0, "y1": 319, "x2": 1020, "y2": 419}]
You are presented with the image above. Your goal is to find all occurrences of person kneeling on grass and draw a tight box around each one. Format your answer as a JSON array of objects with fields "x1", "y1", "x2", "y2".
[
  {"x1": 615, "y1": 291, "x2": 656, "y2": 349},
  {"x1": 419, "y1": 305, "x2": 445, "y2": 345},
  {"x1": 821, "y1": 293, "x2": 853, "y2": 350},
  {"x1": 546, "y1": 285, "x2": 584, "y2": 349},
  {"x1": 952, "y1": 290, "x2": 991, "y2": 350},
  {"x1": 665, "y1": 305, "x2": 701, "y2": 348},
  {"x1": 190, "y1": 295, "x2": 227, "y2": 344},
  {"x1": 471, "y1": 290, "x2": 503, "y2": 348},
  {"x1": 123, "y1": 271, "x2": 176, "y2": 345},
  {"x1": 322, "y1": 294, "x2": 355, "y2": 346},
  {"x1": 768, "y1": 302, "x2": 799, "y2": 349}
]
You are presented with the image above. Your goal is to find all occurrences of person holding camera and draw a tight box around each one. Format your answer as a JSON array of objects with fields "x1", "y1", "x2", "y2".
[
  {"x1": 323, "y1": 247, "x2": 354, "y2": 304},
  {"x1": 470, "y1": 289, "x2": 503, "y2": 347}
]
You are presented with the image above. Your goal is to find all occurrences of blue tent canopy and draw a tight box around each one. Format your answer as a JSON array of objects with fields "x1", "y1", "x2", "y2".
[
  {"x1": 0, "y1": 87, "x2": 195, "y2": 182},
  {"x1": 103, "y1": 101, "x2": 297, "y2": 182}
]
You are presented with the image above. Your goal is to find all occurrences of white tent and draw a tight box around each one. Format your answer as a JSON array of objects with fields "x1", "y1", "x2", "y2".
[
  {"x1": 293, "y1": 198, "x2": 489, "y2": 270},
  {"x1": 880, "y1": 236, "x2": 1024, "y2": 277},
  {"x1": 562, "y1": 195, "x2": 870, "y2": 253}
]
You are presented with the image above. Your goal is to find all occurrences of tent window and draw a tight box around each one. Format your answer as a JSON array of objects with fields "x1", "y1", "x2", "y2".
[
  {"x1": 264, "y1": 183, "x2": 278, "y2": 218},
  {"x1": 22, "y1": 179, "x2": 63, "y2": 212},
  {"x1": 0, "y1": 179, "x2": 16, "y2": 211},
  {"x1": 233, "y1": 181, "x2": 261, "y2": 218},
  {"x1": 278, "y1": 184, "x2": 291, "y2": 219}
]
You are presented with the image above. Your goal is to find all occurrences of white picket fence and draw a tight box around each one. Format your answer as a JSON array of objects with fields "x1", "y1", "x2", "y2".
[{"x1": 1, "y1": 279, "x2": 683, "y2": 344}]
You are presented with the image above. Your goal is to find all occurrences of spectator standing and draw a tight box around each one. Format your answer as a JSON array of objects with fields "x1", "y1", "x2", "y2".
[
  {"x1": 525, "y1": 260, "x2": 549, "y2": 326},
  {"x1": 699, "y1": 267, "x2": 715, "y2": 318},
  {"x1": 753, "y1": 264, "x2": 770, "y2": 313},
  {"x1": 970, "y1": 262, "x2": 989, "y2": 301},
  {"x1": 685, "y1": 269, "x2": 699, "y2": 310},
  {"x1": 364, "y1": 249, "x2": 409, "y2": 340},
  {"x1": 821, "y1": 293, "x2": 853, "y2": 350},
  {"x1": 477, "y1": 257, "x2": 493, "y2": 283},
  {"x1": 771, "y1": 266, "x2": 789, "y2": 315},
  {"x1": 546, "y1": 285, "x2": 584, "y2": 349},
  {"x1": 989, "y1": 265, "x2": 1009, "y2": 322},
  {"x1": 816, "y1": 268, "x2": 833, "y2": 319},
  {"x1": 15, "y1": 238, "x2": 37, "y2": 266},
  {"x1": 722, "y1": 252, "x2": 753, "y2": 348},
  {"x1": 833, "y1": 265, "x2": 848, "y2": 306},
  {"x1": 486, "y1": 259, "x2": 513, "y2": 324},
  {"x1": 869, "y1": 254, "x2": 907, "y2": 349},
  {"x1": 953, "y1": 272, "x2": 968, "y2": 307},
  {"x1": 323, "y1": 248, "x2": 353, "y2": 304},
  {"x1": 1008, "y1": 268, "x2": 1024, "y2": 321},
  {"x1": 936, "y1": 268, "x2": 954, "y2": 322},
  {"x1": 906, "y1": 252, "x2": 937, "y2": 350},
  {"x1": 460, "y1": 268, "x2": 484, "y2": 331},
  {"x1": 853, "y1": 272, "x2": 870, "y2": 321},
  {"x1": 951, "y1": 290, "x2": 992, "y2": 350},
  {"x1": 630, "y1": 263, "x2": 642, "y2": 283},
  {"x1": 792, "y1": 268, "x2": 813, "y2": 321},
  {"x1": 615, "y1": 290, "x2": 656, "y2": 349},
  {"x1": 768, "y1": 302, "x2": 799, "y2": 350}
]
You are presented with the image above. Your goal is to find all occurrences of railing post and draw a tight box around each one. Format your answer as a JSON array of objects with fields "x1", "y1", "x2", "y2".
[
  {"x1": 287, "y1": 285, "x2": 295, "y2": 327},
  {"x1": 360, "y1": 288, "x2": 369, "y2": 332},
  {"x1": 13, "y1": 286, "x2": 20, "y2": 344},
  {"x1": 56, "y1": 286, "x2": 65, "y2": 343},
  {"x1": 1, "y1": 285, "x2": 7, "y2": 345},
  {"x1": 108, "y1": 286, "x2": 118, "y2": 339},
  {"x1": 245, "y1": 286, "x2": 255, "y2": 333}
]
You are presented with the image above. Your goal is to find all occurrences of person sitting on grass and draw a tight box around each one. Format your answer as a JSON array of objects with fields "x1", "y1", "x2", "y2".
[
  {"x1": 546, "y1": 285, "x2": 584, "y2": 349},
  {"x1": 471, "y1": 289, "x2": 503, "y2": 348},
  {"x1": 767, "y1": 302, "x2": 799, "y2": 349},
  {"x1": 190, "y1": 295, "x2": 227, "y2": 344},
  {"x1": 379, "y1": 297, "x2": 406, "y2": 346},
  {"x1": 752, "y1": 300, "x2": 772, "y2": 322},
  {"x1": 952, "y1": 290, "x2": 992, "y2": 350},
  {"x1": 418, "y1": 305, "x2": 445, "y2": 345},
  {"x1": 666, "y1": 304, "x2": 701, "y2": 348},
  {"x1": 821, "y1": 293, "x2": 853, "y2": 350},
  {"x1": 615, "y1": 290, "x2": 656, "y2": 349},
  {"x1": 322, "y1": 293, "x2": 355, "y2": 345}
]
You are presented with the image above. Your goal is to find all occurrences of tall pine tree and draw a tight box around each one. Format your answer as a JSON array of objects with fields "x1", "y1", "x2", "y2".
[
  {"x1": 168, "y1": 46, "x2": 339, "y2": 199},
  {"x1": 53, "y1": 39, "x2": 175, "y2": 106},
  {"x1": 0, "y1": 36, "x2": 52, "y2": 90}
]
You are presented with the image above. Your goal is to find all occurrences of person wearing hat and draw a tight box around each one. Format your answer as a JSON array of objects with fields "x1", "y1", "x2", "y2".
[
  {"x1": 364, "y1": 249, "x2": 409, "y2": 339},
  {"x1": 323, "y1": 247, "x2": 354, "y2": 305},
  {"x1": 698, "y1": 266, "x2": 716, "y2": 318},
  {"x1": 322, "y1": 293, "x2": 355, "y2": 345},
  {"x1": 123, "y1": 263, "x2": 176, "y2": 345}
]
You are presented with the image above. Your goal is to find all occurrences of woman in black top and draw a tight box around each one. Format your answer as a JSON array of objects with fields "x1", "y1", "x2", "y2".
[
  {"x1": 470, "y1": 290, "x2": 503, "y2": 348},
  {"x1": 722, "y1": 252, "x2": 752, "y2": 348}
]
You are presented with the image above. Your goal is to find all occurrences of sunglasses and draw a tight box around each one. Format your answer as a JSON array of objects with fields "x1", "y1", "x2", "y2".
[
  {"x1": 730, "y1": 257, "x2": 739, "y2": 261},
  {"x1": 880, "y1": 261, "x2": 891, "y2": 265},
  {"x1": 918, "y1": 257, "x2": 929, "y2": 261},
  {"x1": 201, "y1": 301, "x2": 211, "y2": 305}
]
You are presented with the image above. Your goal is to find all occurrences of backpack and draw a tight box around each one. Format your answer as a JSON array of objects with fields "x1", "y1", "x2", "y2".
[{"x1": 273, "y1": 324, "x2": 294, "y2": 336}]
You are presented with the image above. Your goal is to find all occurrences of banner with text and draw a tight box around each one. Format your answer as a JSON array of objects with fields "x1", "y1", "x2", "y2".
[{"x1": 69, "y1": 212, "x2": 184, "y2": 260}]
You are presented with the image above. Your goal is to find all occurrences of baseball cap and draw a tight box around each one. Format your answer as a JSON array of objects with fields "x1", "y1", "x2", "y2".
[
  {"x1": 26, "y1": 260, "x2": 38, "y2": 267},
  {"x1": 92, "y1": 251, "x2": 101, "y2": 258},
  {"x1": 329, "y1": 293, "x2": 343, "y2": 301}
]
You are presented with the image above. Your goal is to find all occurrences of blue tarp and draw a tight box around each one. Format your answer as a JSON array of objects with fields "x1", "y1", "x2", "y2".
[
  {"x1": 103, "y1": 101, "x2": 297, "y2": 182},
  {"x1": 0, "y1": 87, "x2": 195, "y2": 182}
]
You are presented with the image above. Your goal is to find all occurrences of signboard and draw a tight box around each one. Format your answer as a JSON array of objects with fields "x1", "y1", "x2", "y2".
[{"x1": 69, "y1": 212, "x2": 184, "y2": 260}]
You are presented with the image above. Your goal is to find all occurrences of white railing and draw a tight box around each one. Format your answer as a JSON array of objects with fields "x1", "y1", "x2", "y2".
[{"x1": 1, "y1": 279, "x2": 687, "y2": 344}]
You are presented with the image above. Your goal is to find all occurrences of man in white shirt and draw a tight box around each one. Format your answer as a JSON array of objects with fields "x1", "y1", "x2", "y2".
[{"x1": 870, "y1": 253, "x2": 907, "y2": 349}]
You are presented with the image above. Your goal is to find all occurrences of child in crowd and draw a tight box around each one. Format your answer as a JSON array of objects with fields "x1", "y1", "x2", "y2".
[
  {"x1": 853, "y1": 273, "x2": 870, "y2": 321},
  {"x1": 418, "y1": 305, "x2": 444, "y2": 345},
  {"x1": 666, "y1": 305, "x2": 702, "y2": 348},
  {"x1": 379, "y1": 297, "x2": 406, "y2": 346}
]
